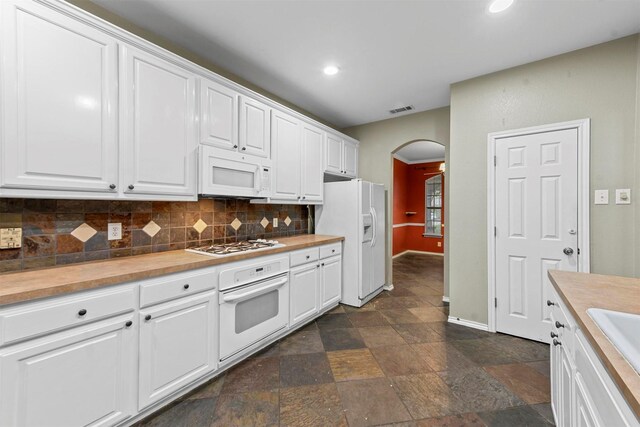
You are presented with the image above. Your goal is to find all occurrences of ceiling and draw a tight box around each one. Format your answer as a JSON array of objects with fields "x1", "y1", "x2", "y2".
[
  {"x1": 394, "y1": 141, "x2": 445, "y2": 164},
  {"x1": 91, "y1": 0, "x2": 640, "y2": 128}
]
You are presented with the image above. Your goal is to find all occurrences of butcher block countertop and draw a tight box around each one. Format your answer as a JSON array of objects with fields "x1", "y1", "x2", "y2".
[
  {"x1": 548, "y1": 270, "x2": 640, "y2": 417},
  {"x1": 0, "y1": 234, "x2": 343, "y2": 306}
]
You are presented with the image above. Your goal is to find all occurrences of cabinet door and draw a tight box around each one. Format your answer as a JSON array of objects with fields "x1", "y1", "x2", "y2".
[
  {"x1": 0, "y1": 315, "x2": 136, "y2": 427},
  {"x1": 138, "y1": 291, "x2": 217, "y2": 410},
  {"x1": 343, "y1": 140, "x2": 358, "y2": 177},
  {"x1": 121, "y1": 46, "x2": 197, "y2": 198},
  {"x1": 271, "y1": 110, "x2": 301, "y2": 200},
  {"x1": 300, "y1": 123, "x2": 324, "y2": 202},
  {"x1": 575, "y1": 373, "x2": 597, "y2": 427},
  {"x1": 321, "y1": 255, "x2": 342, "y2": 308},
  {"x1": 290, "y1": 263, "x2": 320, "y2": 327},
  {"x1": 201, "y1": 78, "x2": 238, "y2": 151},
  {"x1": 551, "y1": 328, "x2": 562, "y2": 424},
  {"x1": 0, "y1": 0, "x2": 118, "y2": 194},
  {"x1": 239, "y1": 96, "x2": 271, "y2": 158},
  {"x1": 324, "y1": 134, "x2": 343, "y2": 174},
  {"x1": 559, "y1": 345, "x2": 573, "y2": 427}
]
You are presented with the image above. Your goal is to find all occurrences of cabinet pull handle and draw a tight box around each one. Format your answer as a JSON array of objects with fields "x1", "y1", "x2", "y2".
[
  {"x1": 553, "y1": 339, "x2": 562, "y2": 346},
  {"x1": 78, "y1": 309, "x2": 87, "y2": 316},
  {"x1": 550, "y1": 331, "x2": 558, "y2": 338},
  {"x1": 128, "y1": 184, "x2": 135, "y2": 190},
  {"x1": 125, "y1": 321, "x2": 133, "y2": 328},
  {"x1": 555, "y1": 321, "x2": 565, "y2": 329},
  {"x1": 184, "y1": 284, "x2": 190, "y2": 290},
  {"x1": 546, "y1": 300, "x2": 555, "y2": 306},
  {"x1": 145, "y1": 314, "x2": 152, "y2": 321},
  {"x1": 109, "y1": 184, "x2": 116, "y2": 190}
]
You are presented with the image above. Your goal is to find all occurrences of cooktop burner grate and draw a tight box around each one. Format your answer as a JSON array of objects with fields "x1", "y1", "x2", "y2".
[{"x1": 186, "y1": 239, "x2": 284, "y2": 257}]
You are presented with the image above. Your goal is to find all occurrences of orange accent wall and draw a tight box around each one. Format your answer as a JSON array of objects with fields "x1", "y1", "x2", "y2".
[{"x1": 393, "y1": 158, "x2": 444, "y2": 256}]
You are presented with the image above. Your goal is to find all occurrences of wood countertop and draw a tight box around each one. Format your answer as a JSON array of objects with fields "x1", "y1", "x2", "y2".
[
  {"x1": 0, "y1": 235, "x2": 343, "y2": 306},
  {"x1": 548, "y1": 270, "x2": 640, "y2": 417}
]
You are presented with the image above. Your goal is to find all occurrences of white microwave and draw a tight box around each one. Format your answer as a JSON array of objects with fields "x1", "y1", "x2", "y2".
[{"x1": 199, "y1": 146, "x2": 271, "y2": 198}]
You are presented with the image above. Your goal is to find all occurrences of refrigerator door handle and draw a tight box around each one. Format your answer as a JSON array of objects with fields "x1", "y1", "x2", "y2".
[{"x1": 370, "y1": 207, "x2": 377, "y2": 248}]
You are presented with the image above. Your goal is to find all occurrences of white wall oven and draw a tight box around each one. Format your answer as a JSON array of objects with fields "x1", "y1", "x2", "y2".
[
  {"x1": 199, "y1": 145, "x2": 271, "y2": 198},
  {"x1": 218, "y1": 255, "x2": 289, "y2": 361}
]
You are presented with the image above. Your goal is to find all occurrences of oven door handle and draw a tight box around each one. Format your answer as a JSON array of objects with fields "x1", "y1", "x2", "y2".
[{"x1": 221, "y1": 278, "x2": 287, "y2": 303}]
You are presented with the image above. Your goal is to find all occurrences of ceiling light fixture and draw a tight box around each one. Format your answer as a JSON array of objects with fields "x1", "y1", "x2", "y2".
[
  {"x1": 488, "y1": 0, "x2": 514, "y2": 14},
  {"x1": 323, "y1": 65, "x2": 340, "y2": 76}
]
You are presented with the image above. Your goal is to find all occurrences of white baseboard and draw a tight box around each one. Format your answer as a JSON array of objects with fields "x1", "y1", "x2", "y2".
[
  {"x1": 383, "y1": 283, "x2": 394, "y2": 291},
  {"x1": 392, "y1": 250, "x2": 444, "y2": 259},
  {"x1": 442, "y1": 296, "x2": 450, "y2": 303},
  {"x1": 447, "y1": 316, "x2": 490, "y2": 331}
]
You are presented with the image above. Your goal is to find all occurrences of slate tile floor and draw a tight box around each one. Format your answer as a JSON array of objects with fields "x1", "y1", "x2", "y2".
[{"x1": 139, "y1": 253, "x2": 554, "y2": 426}]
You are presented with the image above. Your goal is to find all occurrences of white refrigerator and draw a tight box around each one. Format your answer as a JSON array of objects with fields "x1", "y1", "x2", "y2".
[{"x1": 315, "y1": 179, "x2": 386, "y2": 307}]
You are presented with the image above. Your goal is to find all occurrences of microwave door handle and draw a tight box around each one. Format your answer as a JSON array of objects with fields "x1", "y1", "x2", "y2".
[{"x1": 222, "y1": 278, "x2": 287, "y2": 303}]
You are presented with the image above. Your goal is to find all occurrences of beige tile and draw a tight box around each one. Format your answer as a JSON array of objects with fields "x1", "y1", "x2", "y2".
[
  {"x1": 370, "y1": 345, "x2": 433, "y2": 376},
  {"x1": 327, "y1": 348, "x2": 384, "y2": 382},
  {"x1": 358, "y1": 326, "x2": 406, "y2": 348},
  {"x1": 484, "y1": 363, "x2": 551, "y2": 404},
  {"x1": 409, "y1": 307, "x2": 448, "y2": 322}
]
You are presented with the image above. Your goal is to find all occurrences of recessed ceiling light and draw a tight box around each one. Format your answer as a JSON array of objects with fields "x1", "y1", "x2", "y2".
[
  {"x1": 323, "y1": 65, "x2": 340, "y2": 76},
  {"x1": 488, "y1": 0, "x2": 514, "y2": 14}
]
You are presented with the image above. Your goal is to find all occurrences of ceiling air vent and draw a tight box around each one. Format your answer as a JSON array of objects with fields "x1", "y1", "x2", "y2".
[{"x1": 389, "y1": 105, "x2": 414, "y2": 114}]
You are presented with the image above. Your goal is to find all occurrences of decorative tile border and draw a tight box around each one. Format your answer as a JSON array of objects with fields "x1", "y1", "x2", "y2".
[{"x1": 0, "y1": 198, "x2": 309, "y2": 273}]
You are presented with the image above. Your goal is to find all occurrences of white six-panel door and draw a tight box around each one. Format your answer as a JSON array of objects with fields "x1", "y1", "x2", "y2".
[{"x1": 495, "y1": 128, "x2": 578, "y2": 342}]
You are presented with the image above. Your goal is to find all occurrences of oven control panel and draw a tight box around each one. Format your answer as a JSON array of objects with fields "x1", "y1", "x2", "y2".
[{"x1": 219, "y1": 255, "x2": 289, "y2": 291}]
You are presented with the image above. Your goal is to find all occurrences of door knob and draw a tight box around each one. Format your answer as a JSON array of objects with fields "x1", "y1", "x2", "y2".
[{"x1": 563, "y1": 247, "x2": 574, "y2": 256}]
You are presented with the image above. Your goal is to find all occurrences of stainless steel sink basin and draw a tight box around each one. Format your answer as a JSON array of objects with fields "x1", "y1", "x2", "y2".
[{"x1": 587, "y1": 308, "x2": 640, "y2": 374}]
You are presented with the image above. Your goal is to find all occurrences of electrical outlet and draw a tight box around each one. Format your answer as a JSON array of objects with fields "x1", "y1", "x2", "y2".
[
  {"x1": 437, "y1": 242, "x2": 442, "y2": 247},
  {"x1": 0, "y1": 228, "x2": 22, "y2": 249},
  {"x1": 108, "y1": 223, "x2": 122, "y2": 240},
  {"x1": 273, "y1": 218, "x2": 278, "y2": 227}
]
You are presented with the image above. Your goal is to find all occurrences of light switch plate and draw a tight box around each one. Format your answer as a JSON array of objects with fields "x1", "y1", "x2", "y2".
[
  {"x1": 594, "y1": 190, "x2": 609, "y2": 205},
  {"x1": 108, "y1": 223, "x2": 122, "y2": 240},
  {"x1": 0, "y1": 228, "x2": 22, "y2": 249},
  {"x1": 615, "y1": 189, "x2": 631, "y2": 205}
]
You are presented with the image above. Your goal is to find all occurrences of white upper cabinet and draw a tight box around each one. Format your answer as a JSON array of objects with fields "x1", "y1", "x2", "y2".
[
  {"x1": 343, "y1": 140, "x2": 358, "y2": 177},
  {"x1": 120, "y1": 46, "x2": 197, "y2": 199},
  {"x1": 323, "y1": 133, "x2": 358, "y2": 178},
  {"x1": 324, "y1": 134, "x2": 343, "y2": 175},
  {"x1": 271, "y1": 110, "x2": 301, "y2": 200},
  {"x1": 239, "y1": 96, "x2": 271, "y2": 158},
  {"x1": 200, "y1": 78, "x2": 238, "y2": 151},
  {"x1": 301, "y1": 123, "x2": 324, "y2": 202},
  {"x1": 0, "y1": 0, "x2": 119, "y2": 195}
]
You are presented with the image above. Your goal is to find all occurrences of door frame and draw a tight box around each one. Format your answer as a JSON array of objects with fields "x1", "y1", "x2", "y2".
[{"x1": 487, "y1": 119, "x2": 591, "y2": 333}]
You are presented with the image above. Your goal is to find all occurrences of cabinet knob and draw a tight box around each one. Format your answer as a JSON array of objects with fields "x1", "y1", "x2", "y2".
[
  {"x1": 78, "y1": 309, "x2": 87, "y2": 317},
  {"x1": 128, "y1": 184, "x2": 135, "y2": 190},
  {"x1": 332, "y1": 249, "x2": 335, "y2": 253},
  {"x1": 183, "y1": 284, "x2": 190, "y2": 290},
  {"x1": 109, "y1": 184, "x2": 116, "y2": 190},
  {"x1": 317, "y1": 264, "x2": 320, "y2": 268},
  {"x1": 306, "y1": 255, "x2": 310, "y2": 259},
  {"x1": 302, "y1": 196, "x2": 306, "y2": 200},
  {"x1": 555, "y1": 321, "x2": 565, "y2": 329},
  {"x1": 553, "y1": 339, "x2": 562, "y2": 346},
  {"x1": 233, "y1": 145, "x2": 238, "y2": 149},
  {"x1": 550, "y1": 331, "x2": 558, "y2": 338},
  {"x1": 321, "y1": 263, "x2": 325, "y2": 266},
  {"x1": 125, "y1": 320, "x2": 133, "y2": 328},
  {"x1": 145, "y1": 314, "x2": 152, "y2": 321},
  {"x1": 241, "y1": 147, "x2": 246, "y2": 151},
  {"x1": 546, "y1": 300, "x2": 555, "y2": 307}
]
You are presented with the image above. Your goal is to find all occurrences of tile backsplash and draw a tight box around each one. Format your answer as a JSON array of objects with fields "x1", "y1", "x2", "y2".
[{"x1": 0, "y1": 198, "x2": 309, "y2": 273}]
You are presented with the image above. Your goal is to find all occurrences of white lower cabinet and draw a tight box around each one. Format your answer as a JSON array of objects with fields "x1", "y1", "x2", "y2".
[
  {"x1": 290, "y1": 263, "x2": 321, "y2": 327},
  {"x1": 289, "y1": 244, "x2": 342, "y2": 328},
  {"x1": 550, "y1": 290, "x2": 640, "y2": 427},
  {"x1": 320, "y1": 255, "x2": 342, "y2": 309},
  {"x1": 0, "y1": 314, "x2": 137, "y2": 427},
  {"x1": 138, "y1": 290, "x2": 217, "y2": 410}
]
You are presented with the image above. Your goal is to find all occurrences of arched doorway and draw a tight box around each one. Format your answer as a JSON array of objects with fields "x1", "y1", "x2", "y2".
[{"x1": 391, "y1": 140, "x2": 449, "y2": 303}]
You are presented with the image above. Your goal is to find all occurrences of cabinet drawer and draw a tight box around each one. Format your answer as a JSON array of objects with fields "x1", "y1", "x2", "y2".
[
  {"x1": 320, "y1": 243, "x2": 341, "y2": 259},
  {"x1": 0, "y1": 285, "x2": 135, "y2": 347},
  {"x1": 290, "y1": 248, "x2": 320, "y2": 267},
  {"x1": 139, "y1": 267, "x2": 217, "y2": 308}
]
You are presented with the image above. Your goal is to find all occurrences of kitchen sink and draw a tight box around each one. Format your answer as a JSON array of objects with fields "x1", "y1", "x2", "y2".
[{"x1": 587, "y1": 308, "x2": 640, "y2": 374}]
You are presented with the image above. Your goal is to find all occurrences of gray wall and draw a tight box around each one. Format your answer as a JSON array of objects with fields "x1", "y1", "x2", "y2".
[
  {"x1": 343, "y1": 107, "x2": 451, "y2": 295},
  {"x1": 449, "y1": 35, "x2": 640, "y2": 325}
]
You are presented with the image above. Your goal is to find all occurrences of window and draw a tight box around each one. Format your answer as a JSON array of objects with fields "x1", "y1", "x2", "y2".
[{"x1": 424, "y1": 174, "x2": 442, "y2": 236}]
